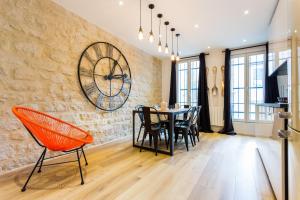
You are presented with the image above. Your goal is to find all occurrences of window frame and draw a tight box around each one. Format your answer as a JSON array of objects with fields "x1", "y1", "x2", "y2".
[
  {"x1": 231, "y1": 50, "x2": 267, "y2": 123},
  {"x1": 176, "y1": 58, "x2": 200, "y2": 107}
]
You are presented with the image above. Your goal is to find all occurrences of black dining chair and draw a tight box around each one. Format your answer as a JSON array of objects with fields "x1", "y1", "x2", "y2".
[
  {"x1": 175, "y1": 105, "x2": 190, "y2": 126},
  {"x1": 190, "y1": 106, "x2": 202, "y2": 143},
  {"x1": 174, "y1": 107, "x2": 196, "y2": 151},
  {"x1": 135, "y1": 105, "x2": 145, "y2": 142},
  {"x1": 140, "y1": 106, "x2": 168, "y2": 155}
]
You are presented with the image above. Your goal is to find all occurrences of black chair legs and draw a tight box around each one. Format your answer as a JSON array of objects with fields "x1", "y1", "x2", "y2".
[
  {"x1": 136, "y1": 124, "x2": 143, "y2": 142},
  {"x1": 38, "y1": 149, "x2": 47, "y2": 173},
  {"x1": 76, "y1": 149, "x2": 84, "y2": 185},
  {"x1": 21, "y1": 148, "x2": 47, "y2": 192},
  {"x1": 21, "y1": 147, "x2": 89, "y2": 192},
  {"x1": 81, "y1": 148, "x2": 88, "y2": 166}
]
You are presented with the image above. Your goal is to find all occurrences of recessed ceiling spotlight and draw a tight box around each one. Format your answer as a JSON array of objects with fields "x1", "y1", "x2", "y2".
[
  {"x1": 295, "y1": 29, "x2": 298, "y2": 33},
  {"x1": 119, "y1": 1, "x2": 124, "y2": 6},
  {"x1": 243, "y1": 39, "x2": 247, "y2": 43},
  {"x1": 208, "y1": 46, "x2": 211, "y2": 49},
  {"x1": 194, "y1": 24, "x2": 199, "y2": 28},
  {"x1": 244, "y1": 10, "x2": 249, "y2": 15}
]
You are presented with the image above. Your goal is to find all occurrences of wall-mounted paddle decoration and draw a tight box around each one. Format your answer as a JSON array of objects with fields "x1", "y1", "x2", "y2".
[
  {"x1": 221, "y1": 65, "x2": 225, "y2": 96},
  {"x1": 211, "y1": 66, "x2": 218, "y2": 96},
  {"x1": 206, "y1": 67, "x2": 210, "y2": 94}
]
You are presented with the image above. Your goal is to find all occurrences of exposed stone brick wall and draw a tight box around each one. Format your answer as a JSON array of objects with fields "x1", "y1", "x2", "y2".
[{"x1": 0, "y1": 0, "x2": 162, "y2": 174}]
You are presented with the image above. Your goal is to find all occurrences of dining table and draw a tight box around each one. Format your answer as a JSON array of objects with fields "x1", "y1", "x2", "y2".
[{"x1": 132, "y1": 108, "x2": 190, "y2": 156}]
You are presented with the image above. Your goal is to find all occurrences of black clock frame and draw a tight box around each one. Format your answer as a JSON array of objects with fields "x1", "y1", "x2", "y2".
[{"x1": 77, "y1": 42, "x2": 132, "y2": 112}]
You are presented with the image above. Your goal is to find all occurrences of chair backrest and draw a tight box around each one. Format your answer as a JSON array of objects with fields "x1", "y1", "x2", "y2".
[
  {"x1": 12, "y1": 106, "x2": 93, "y2": 151},
  {"x1": 186, "y1": 107, "x2": 197, "y2": 127},
  {"x1": 183, "y1": 105, "x2": 190, "y2": 120},
  {"x1": 192, "y1": 106, "x2": 202, "y2": 125},
  {"x1": 142, "y1": 106, "x2": 161, "y2": 132},
  {"x1": 135, "y1": 105, "x2": 145, "y2": 123}
]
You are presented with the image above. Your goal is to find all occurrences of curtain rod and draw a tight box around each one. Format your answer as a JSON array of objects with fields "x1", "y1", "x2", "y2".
[
  {"x1": 180, "y1": 53, "x2": 209, "y2": 60},
  {"x1": 222, "y1": 43, "x2": 267, "y2": 53}
]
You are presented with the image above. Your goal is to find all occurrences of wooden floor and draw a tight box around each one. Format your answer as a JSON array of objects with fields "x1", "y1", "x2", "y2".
[{"x1": 0, "y1": 133, "x2": 275, "y2": 200}]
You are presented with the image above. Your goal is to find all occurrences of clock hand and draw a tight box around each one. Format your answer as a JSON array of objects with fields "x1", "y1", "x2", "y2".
[
  {"x1": 111, "y1": 74, "x2": 128, "y2": 79},
  {"x1": 94, "y1": 73, "x2": 109, "y2": 80},
  {"x1": 111, "y1": 60, "x2": 118, "y2": 75}
]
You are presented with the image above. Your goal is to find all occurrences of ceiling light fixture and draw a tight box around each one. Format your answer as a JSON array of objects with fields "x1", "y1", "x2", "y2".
[
  {"x1": 148, "y1": 4, "x2": 155, "y2": 43},
  {"x1": 171, "y1": 28, "x2": 175, "y2": 61},
  {"x1": 119, "y1": 1, "x2": 124, "y2": 6},
  {"x1": 176, "y1": 33, "x2": 180, "y2": 61},
  {"x1": 244, "y1": 10, "x2": 249, "y2": 15},
  {"x1": 138, "y1": 0, "x2": 143, "y2": 40},
  {"x1": 208, "y1": 46, "x2": 211, "y2": 49},
  {"x1": 243, "y1": 39, "x2": 247, "y2": 43},
  {"x1": 157, "y1": 14, "x2": 163, "y2": 52},
  {"x1": 164, "y1": 21, "x2": 169, "y2": 54},
  {"x1": 194, "y1": 24, "x2": 199, "y2": 28}
]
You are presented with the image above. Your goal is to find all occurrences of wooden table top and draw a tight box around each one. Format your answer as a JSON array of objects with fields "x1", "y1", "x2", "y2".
[{"x1": 133, "y1": 108, "x2": 189, "y2": 115}]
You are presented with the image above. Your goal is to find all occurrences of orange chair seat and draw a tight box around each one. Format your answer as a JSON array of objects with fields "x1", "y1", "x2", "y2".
[{"x1": 12, "y1": 106, "x2": 93, "y2": 151}]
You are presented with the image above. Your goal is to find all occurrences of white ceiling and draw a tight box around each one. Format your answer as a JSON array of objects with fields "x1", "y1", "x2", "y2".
[{"x1": 53, "y1": 0, "x2": 277, "y2": 58}]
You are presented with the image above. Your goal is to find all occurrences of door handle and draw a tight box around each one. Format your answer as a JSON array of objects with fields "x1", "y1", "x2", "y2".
[
  {"x1": 279, "y1": 112, "x2": 292, "y2": 119},
  {"x1": 278, "y1": 129, "x2": 291, "y2": 139}
]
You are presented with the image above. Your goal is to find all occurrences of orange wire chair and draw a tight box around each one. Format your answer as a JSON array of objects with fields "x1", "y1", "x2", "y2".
[{"x1": 12, "y1": 106, "x2": 94, "y2": 192}]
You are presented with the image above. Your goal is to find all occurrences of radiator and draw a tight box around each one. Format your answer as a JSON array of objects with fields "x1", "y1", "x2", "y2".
[{"x1": 210, "y1": 106, "x2": 224, "y2": 126}]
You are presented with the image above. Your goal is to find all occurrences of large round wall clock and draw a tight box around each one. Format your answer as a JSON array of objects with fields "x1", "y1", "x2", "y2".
[{"x1": 78, "y1": 42, "x2": 132, "y2": 111}]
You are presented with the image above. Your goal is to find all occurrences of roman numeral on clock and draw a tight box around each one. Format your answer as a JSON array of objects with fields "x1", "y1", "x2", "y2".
[
  {"x1": 84, "y1": 51, "x2": 96, "y2": 66},
  {"x1": 106, "y1": 44, "x2": 113, "y2": 58},
  {"x1": 96, "y1": 93, "x2": 105, "y2": 108},
  {"x1": 93, "y1": 44, "x2": 103, "y2": 59},
  {"x1": 83, "y1": 82, "x2": 98, "y2": 96},
  {"x1": 80, "y1": 68, "x2": 93, "y2": 77}
]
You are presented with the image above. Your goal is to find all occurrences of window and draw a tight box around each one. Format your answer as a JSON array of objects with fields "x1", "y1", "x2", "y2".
[
  {"x1": 177, "y1": 59, "x2": 199, "y2": 108},
  {"x1": 231, "y1": 52, "x2": 266, "y2": 121}
]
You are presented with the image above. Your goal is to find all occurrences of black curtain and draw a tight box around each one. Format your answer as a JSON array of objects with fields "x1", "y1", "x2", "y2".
[
  {"x1": 169, "y1": 61, "x2": 177, "y2": 107},
  {"x1": 264, "y1": 42, "x2": 279, "y2": 103},
  {"x1": 219, "y1": 49, "x2": 236, "y2": 135},
  {"x1": 198, "y1": 53, "x2": 213, "y2": 133}
]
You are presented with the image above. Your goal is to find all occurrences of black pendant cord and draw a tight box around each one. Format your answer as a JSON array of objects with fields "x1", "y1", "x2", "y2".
[
  {"x1": 159, "y1": 17, "x2": 161, "y2": 42},
  {"x1": 176, "y1": 35, "x2": 178, "y2": 54},
  {"x1": 139, "y1": 0, "x2": 142, "y2": 27},
  {"x1": 157, "y1": 14, "x2": 163, "y2": 46},
  {"x1": 151, "y1": 9, "x2": 152, "y2": 32},
  {"x1": 171, "y1": 28, "x2": 175, "y2": 54},
  {"x1": 164, "y1": 21, "x2": 169, "y2": 47},
  {"x1": 172, "y1": 32, "x2": 173, "y2": 52}
]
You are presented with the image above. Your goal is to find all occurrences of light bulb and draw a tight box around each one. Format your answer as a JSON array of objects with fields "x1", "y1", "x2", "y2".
[
  {"x1": 165, "y1": 45, "x2": 169, "y2": 54},
  {"x1": 149, "y1": 31, "x2": 154, "y2": 43},
  {"x1": 158, "y1": 41, "x2": 162, "y2": 52},
  {"x1": 138, "y1": 27, "x2": 144, "y2": 40},
  {"x1": 171, "y1": 52, "x2": 175, "y2": 61},
  {"x1": 176, "y1": 52, "x2": 180, "y2": 61}
]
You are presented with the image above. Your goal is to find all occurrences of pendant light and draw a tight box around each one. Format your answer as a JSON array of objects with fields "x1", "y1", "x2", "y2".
[
  {"x1": 171, "y1": 28, "x2": 175, "y2": 61},
  {"x1": 148, "y1": 4, "x2": 155, "y2": 43},
  {"x1": 176, "y1": 33, "x2": 180, "y2": 61},
  {"x1": 138, "y1": 0, "x2": 143, "y2": 40},
  {"x1": 157, "y1": 14, "x2": 163, "y2": 52},
  {"x1": 164, "y1": 21, "x2": 169, "y2": 54}
]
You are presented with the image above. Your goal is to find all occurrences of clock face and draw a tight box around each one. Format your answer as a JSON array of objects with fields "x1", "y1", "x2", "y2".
[{"x1": 78, "y1": 42, "x2": 132, "y2": 111}]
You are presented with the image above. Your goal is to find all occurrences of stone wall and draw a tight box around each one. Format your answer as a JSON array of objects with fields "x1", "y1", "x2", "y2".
[{"x1": 0, "y1": 0, "x2": 162, "y2": 174}]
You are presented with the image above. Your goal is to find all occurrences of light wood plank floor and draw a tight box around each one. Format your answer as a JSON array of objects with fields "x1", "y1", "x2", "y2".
[{"x1": 0, "y1": 133, "x2": 275, "y2": 200}]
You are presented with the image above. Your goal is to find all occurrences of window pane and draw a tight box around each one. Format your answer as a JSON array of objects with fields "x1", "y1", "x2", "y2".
[
  {"x1": 231, "y1": 56, "x2": 245, "y2": 120},
  {"x1": 177, "y1": 60, "x2": 199, "y2": 107},
  {"x1": 178, "y1": 62, "x2": 188, "y2": 107},
  {"x1": 248, "y1": 54, "x2": 265, "y2": 120}
]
